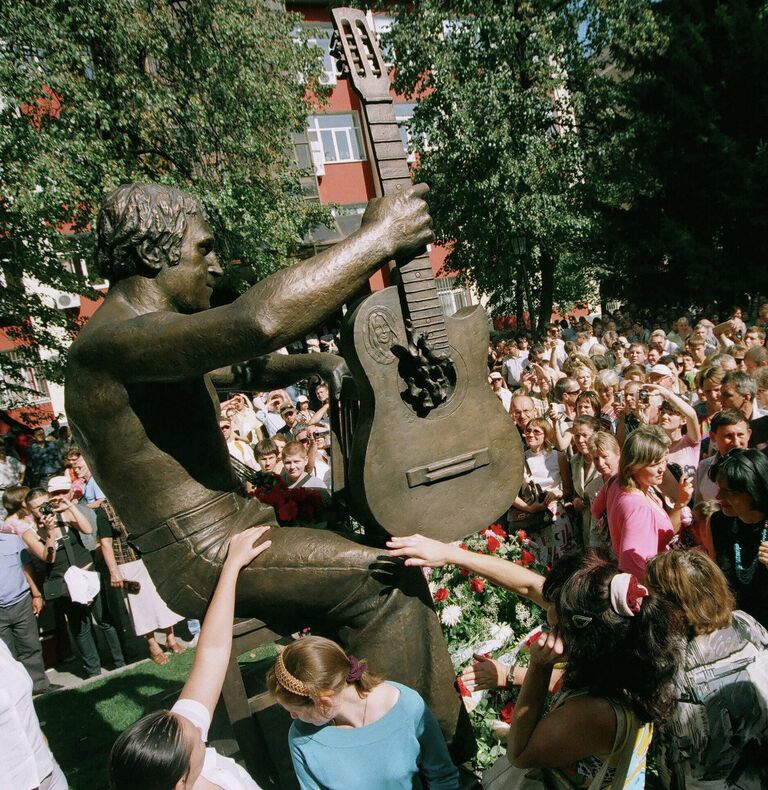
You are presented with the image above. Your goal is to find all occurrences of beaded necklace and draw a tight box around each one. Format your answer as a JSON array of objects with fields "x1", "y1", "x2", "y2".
[{"x1": 733, "y1": 521, "x2": 768, "y2": 585}]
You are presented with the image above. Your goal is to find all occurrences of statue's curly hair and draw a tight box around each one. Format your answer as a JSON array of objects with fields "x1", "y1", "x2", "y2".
[
  {"x1": 543, "y1": 549, "x2": 684, "y2": 725},
  {"x1": 96, "y1": 183, "x2": 209, "y2": 284}
]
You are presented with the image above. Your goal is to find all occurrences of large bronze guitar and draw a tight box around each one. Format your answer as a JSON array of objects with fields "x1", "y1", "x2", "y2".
[{"x1": 331, "y1": 8, "x2": 523, "y2": 542}]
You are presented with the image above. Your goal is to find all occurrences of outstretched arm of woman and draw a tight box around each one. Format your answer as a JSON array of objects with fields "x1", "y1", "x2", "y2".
[
  {"x1": 180, "y1": 526, "x2": 272, "y2": 717},
  {"x1": 387, "y1": 534, "x2": 546, "y2": 608}
]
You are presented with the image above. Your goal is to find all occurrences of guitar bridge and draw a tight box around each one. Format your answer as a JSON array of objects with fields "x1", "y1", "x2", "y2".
[{"x1": 406, "y1": 448, "x2": 490, "y2": 488}]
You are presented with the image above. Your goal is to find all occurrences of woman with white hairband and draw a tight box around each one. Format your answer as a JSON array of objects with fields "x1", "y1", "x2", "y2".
[
  {"x1": 266, "y1": 635, "x2": 458, "y2": 790},
  {"x1": 471, "y1": 550, "x2": 680, "y2": 790}
]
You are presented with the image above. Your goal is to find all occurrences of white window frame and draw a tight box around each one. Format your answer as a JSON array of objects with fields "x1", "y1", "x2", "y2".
[
  {"x1": 394, "y1": 102, "x2": 417, "y2": 163},
  {"x1": 307, "y1": 113, "x2": 366, "y2": 165},
  {"x1": 435, "y1": 276, "x2": 471, "y2": 317},
  {"x1": 0, "y1": 350, "x2": 51, "y2": 409},
  {"x1": 302, "y1": 23, "x2": 337, "y2": 86}
]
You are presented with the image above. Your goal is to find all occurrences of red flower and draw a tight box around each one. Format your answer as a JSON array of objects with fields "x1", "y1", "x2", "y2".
[
  {"x1": 278, "y1": 500, "x2": 299, "y2": 522},
  {"x1": 459, "y1": 543, "x2": 469, "y2": 551},
  {"x1": 470, "y1": 577, "x2": 485, "y2": 594},
  {"x1": 486, "y1": 535, "x2": 501, "y2": 553},
  {"x1": 456, "y1": 677, "x2": 472, "y2": 698},
  {"x1": 520, "y1": 549, "x2": 535, "y2": 566},
  {"x1": 490, "y1": 523, "x2": 507, "y2": 538},
  {"x1": 500, "y1": 701, "x2": 516, "y2": 724},
  {"x1": 516, "y1": 530, "x2": 528, "y2": 541},
  {"x1": 460, "y1": 568, "x2": 470, "y2": 577},
  {"x1": 433, "y1": 588, "x2": 449, "y2": 602}
]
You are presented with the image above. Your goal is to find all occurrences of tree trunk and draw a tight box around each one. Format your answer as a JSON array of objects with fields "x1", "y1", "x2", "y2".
[
  {"x1": 515, "y1": 265, "x2": 524, "y2": 330},
  {"x1": 521, "y1": 263, "x2": 536, "y2": 337},
  {"x1": 537, "y1": 253, "x2": 555, "y2": 337}
]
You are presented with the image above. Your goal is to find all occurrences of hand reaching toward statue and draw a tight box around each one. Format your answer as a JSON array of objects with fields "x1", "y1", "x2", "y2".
[
  {"x1": 758, "y1": 540, "x2": 768, "y2": 568},
  {"x1": 224, "y1": 526, "x2": 272, "y2": 571},
  {"x1": 361, "y1": 183, "x2": 434, "y2": 260},
  {"x1": 387, "y1": 533, "x2": 458, "y2": 568}
]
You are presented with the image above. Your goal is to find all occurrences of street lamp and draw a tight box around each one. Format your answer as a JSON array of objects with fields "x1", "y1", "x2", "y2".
[{"x1": 511, "y1": 234, "x2": 527, "y2": 257}]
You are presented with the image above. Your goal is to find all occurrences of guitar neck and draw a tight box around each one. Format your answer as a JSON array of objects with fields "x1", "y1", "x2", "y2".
[{"x1": 362, "y1": 101, "x2": 449, "y2": 351}]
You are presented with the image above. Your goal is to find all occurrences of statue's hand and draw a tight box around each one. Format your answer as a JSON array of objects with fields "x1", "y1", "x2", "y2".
[
  {"x1": 361, "y1": 183, "x2": 433, "y2": 260},
  {"x1": 317, "y1": 354, "x2": 350, "y2": 398}
]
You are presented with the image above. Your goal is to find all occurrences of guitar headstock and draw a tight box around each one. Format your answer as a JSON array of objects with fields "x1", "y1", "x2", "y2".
[{"x1": 330, "y1": 8, "x2": 391, "y2": 102}]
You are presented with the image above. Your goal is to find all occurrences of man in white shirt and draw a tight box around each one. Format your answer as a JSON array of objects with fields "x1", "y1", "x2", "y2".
[
  {"x1": 489, "y1": 372, "x2": 512, "y2": 412},
  {"x1": 0, "y1": 639, "x2": 67, "y2": 789},
  {"x1": 502, "y1": 343, "x2": 530, "y2": 388},
  {"x1": 220, "y1": 419, "x2": 258, "y2": 470}
]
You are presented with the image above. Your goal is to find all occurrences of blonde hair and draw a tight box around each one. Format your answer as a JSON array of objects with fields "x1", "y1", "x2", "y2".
[
  {"x1": 281, "y1": 440, "x2": 305, "y2": 459},
  {"x1": 645, "y1": 550, "x2": 733, "y2": 636},
  {"x1": 619, "y1": 426, "x2": 670, "y2": 489},
  {"x1": 754, "y1": 367, "x2": 768, "y2": 390},
  {"x1": 563, "y1": 353, "x2": 597, "y2": 376},
  {"x1": 595, "y1": 369, "x2": 620, "y2": 391},
  {"x1": 266, "y1": 636, "x2": 382, "y2": 710},
  {"x1": 588, "y1": 431, "x2": 619, "y2": 458}
]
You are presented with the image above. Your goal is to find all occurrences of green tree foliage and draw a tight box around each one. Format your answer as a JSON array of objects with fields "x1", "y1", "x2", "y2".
[
  {"x1": 585, "y1": 0, "x2": 768, "y2": 309},
  {"x1": 0, "y1": 0, "x2": 328, "y2": 407},
  {"x1": 377, "y1": 1, "x2": 615, "y2": 333}
]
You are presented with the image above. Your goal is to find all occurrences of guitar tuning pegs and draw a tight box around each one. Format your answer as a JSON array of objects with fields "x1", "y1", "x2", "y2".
[{"x1": 329, "y1": 33, "x2": 349, "y2": 77}]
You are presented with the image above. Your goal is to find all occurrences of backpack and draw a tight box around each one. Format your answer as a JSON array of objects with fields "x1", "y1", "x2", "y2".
[{"x1": 660, "y1": 610, "x2": 768, "y2": 789}]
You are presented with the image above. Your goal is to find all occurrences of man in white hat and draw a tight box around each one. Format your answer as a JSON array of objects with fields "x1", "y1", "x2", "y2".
[{"x1": 489, "y1": 371, "x2": 512, "y2": 412}]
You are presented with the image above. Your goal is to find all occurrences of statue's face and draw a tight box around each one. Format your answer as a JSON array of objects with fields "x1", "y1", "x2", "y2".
[{"x1": 156, "y1": 214, "x2": 222, "y2": 313}]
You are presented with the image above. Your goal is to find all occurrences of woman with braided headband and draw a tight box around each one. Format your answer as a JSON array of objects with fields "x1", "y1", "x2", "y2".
[{"x1": 266, "y1": 636, "x2": 458, "y2": 789}]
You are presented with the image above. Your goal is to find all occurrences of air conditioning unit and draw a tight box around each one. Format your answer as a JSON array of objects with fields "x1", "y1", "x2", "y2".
[
  {"x1": 54, "y1": 292, "x2": 81, "y2": 310},
  {"x1": 318, "y1": 69, "x2": 337, "y2": 86},
  {"x1": 308, "y1": 132, "x2": 326, "y2": 177}
]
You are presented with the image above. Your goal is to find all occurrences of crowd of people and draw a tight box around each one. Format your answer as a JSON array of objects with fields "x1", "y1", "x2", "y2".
[{"x1": 2, "y1": 303, "x2": 768, "y2": 789}]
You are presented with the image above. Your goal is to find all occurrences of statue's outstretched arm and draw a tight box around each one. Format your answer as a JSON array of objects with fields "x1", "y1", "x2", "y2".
[
  {"x1": 210, "y1": 352, "x2": 348, "y2": 394},
  {"x1": 72, "y1": 186, "x2": 431, "y2": 384}
]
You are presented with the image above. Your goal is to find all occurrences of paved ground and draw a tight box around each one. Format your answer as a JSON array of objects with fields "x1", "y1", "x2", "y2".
[{"x1": 40, "y1": 631, "x2": 198, "y2": 693}]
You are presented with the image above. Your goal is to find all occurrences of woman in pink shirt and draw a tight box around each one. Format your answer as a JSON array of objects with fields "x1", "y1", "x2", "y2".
[{"x1": 592, "y1": 426, "x2": 693, "y2": 579}]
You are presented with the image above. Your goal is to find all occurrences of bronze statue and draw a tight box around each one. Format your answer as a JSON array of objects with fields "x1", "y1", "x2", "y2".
[{"x1": 65, "y1": 183, "x2": 472, "y2": 757}]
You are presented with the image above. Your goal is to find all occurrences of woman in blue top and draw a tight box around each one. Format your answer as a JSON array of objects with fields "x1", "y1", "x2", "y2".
[{"x1": 266, "y1": 636, "x2": 458, "y2": 790}]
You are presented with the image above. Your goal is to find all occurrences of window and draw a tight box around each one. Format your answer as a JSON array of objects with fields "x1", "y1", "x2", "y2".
[
  {"x1": 300, "y1": 23, "x2": 337, "y2": 86},
  {"x1": 307, "y1": 114, "x2": 365, "y2": 164},
  {"x1": 0, "y1": 350, "x2": 51, "y2": 409},
  {"x1": 370, "y1": 13, "x2": 395, "y2": 67},
  {"x1": 436, "y1": 277, "x2": 470, "y2": 317},
  {"x1": 394, "y1": 102, "x2": 417, "y2": 163}
]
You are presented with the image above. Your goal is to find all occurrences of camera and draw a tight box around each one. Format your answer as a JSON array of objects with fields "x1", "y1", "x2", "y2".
[
  {"x1": 39, "y1": 502, "x2": 56, "y2": 516},
  {"x1": 735, "y1": 329, "x2": 743, "y2": 341},
  {"x1": 638, "y1": 389, "x2": 650, "y2": 404}
]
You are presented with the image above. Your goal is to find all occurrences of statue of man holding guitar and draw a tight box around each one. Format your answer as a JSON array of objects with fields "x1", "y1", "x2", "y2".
[
  {"x1": 65, "y1": 179, "x2": 473, "y2": 757},
  {"x1": 65, "y1": 7, "x2": 523, "y2": 763}
]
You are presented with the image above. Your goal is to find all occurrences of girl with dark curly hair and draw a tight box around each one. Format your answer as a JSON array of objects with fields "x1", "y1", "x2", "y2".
[{"x1": 500, "y1": 550, "x2": 682, "y2": 789}]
